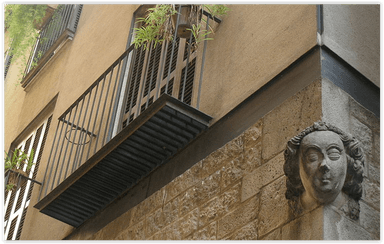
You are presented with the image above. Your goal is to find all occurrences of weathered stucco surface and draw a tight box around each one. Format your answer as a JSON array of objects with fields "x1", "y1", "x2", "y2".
[
  {"x1": 322, "y1": 5, "x2": 380, "y2": 87},
  {"x1": 199, "y1": 4, "x2": 317, "y2": 124}
]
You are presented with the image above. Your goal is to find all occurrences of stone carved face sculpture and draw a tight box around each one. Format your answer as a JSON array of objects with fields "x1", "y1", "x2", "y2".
[
  {"x1": 299, "y1": 131, "x2": 347, "y2": 204},
  {"x1": 284, "y1": 122, "x2": 364, "y2": 211}
]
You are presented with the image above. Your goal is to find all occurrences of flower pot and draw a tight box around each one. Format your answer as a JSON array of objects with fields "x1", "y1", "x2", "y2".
[
  {"x1": 34, "y1": 5, "x2": 57, "y2": 30},
  {"x1": 6, "y1": 169, "x2": 28, "y2": 191},
  {"x1": 171, "y1": 5, "x2": 197, "y2": 39}
]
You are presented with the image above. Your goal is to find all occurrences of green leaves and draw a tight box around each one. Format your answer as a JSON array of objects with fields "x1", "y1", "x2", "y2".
[
  {"x1": 5, "y1": 148, "x2": 35, "y2": 172},
  {"x1": 204, "y1": 4, "x2": 230, "y2": 19},
  {"x1": 132, "y1": 4, "x2": 230, "y2": 51},
  {"x1": 5, "y1": 4, "x2": 47, "y2": 62},
  {"x1": 132, "y1": 5, "x2": 177, "y2": 50}
]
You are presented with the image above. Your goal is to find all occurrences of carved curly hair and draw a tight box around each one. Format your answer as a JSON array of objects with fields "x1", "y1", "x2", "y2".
[{"x1": 284, "y1": 121, "x2": 365, "y2": 204}]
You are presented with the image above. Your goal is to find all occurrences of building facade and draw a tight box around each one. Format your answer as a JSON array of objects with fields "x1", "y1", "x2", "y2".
[{"x1": 4, "y1": 4, "x2": 379, "y2": 240}]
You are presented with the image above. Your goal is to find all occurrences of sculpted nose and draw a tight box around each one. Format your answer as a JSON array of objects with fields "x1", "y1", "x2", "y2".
[{"x1": 319, "y1": 159, "x2": 330, "y2": 173}]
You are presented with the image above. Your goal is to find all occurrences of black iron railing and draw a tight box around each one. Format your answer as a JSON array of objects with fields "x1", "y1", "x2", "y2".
[
  {"x1": 39, "y1": 6, "x2": 216, "y2": 200},
  {"x1": 23, "y1": 4, "x2": 82, "y2": 82}
]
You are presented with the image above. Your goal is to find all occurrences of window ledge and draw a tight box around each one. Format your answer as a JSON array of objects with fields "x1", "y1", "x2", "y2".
[{"x1": 21, "y1": 29, "x2": 75, "y2": 90}]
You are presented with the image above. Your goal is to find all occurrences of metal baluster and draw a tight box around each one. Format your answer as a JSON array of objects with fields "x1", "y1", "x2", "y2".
[
  {"x1": 155, "y1": 41, "x2": 168, "y2": 100},
  {"x1": 146, "y1": 42, "x2": 159, "y2": 109},
  {"x1": 197, "y1": 17, "x2": 210, "y2": 109},
  {"x1": 103, "y1": 57, "x2": 122, "y2": 145},
  {"x1": 136, "y1": 41, "x2": 154, "y2": 116},
  {"x1": 181, "y1": 32, "x2": 193, "y2": 102},
  {"x1": 64, "y1": 96, "x2": 86, "y2": 178},
  {"x1": 49, "y1": 110, "x2": 72, "y2": 191},
  {"x1": 85, "y1": 75, "x2": 107, "y2": 161},
  {"x1": 72, "y1": 88, "x2": 95, "y2": 172},
  {"x1": 127, "y1": 46, "x2": 144, "y2": 126},
  {"x1": 38, "y1": 120, "x2": 60, "y2": 200},
  {"x1": 93, "y1": 69, "x2": 115, "y2": 154},
  {"x1": 53, "y1": 106, "x2": 77, "y2": 187},
  {"x1": 165, "y1": 5, "x2": 182, "y2": 94}
]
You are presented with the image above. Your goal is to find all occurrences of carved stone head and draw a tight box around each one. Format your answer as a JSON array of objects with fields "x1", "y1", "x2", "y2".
[{"x1": 284, "y1": 122, "x2": 364, "y2": 210}]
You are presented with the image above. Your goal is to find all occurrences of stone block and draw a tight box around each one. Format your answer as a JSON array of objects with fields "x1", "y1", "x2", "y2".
[
  {"x1": 201, "y1": 146, "x2": 229, "y2": 179},
  {"x1": 146, "y1": 195, "x2": 179, "y2": 237},
  {"x1": 350, "y1": 97, "x2": 380, "y2": 133},
  {"x1": 199, "y1": 197, "x2": 223, "y2": 228},
  {"x1": 243, "y1": 141, "x2": 262, "y2": 171},
  {"x1": 178, "y1": 208, "x2": 199, "y2": 238},
  {"x1": 163, "y1": 196, "x2": 179, "y2": 226},
  {"x1": 324, "y1": 206, "x2": 373, "y2": 240},
  {"x1": 281, "y1": 207, "x2": 323, "y2": 240},
  {"x1": 260, "y1": 228, "x2": 281, "y2": 240},
  {"x1": 224, "y1": 134, "x2": 244, "y2": 162},
  {"x1": 243, "y1": 119, "x2": 263, "y2": 169},
  {"x1": 130, "y1": 204, "x2": 146, "y2": 226},
  {"x1": 179, "y1": 170, "x2": 221, "y2": 217},
  {"x1": 152, "y1": 221, "x2": 181, "y2": 240},
  {"x1": 262, "y1": 81, "x2": 322, "y2": 160},
  {"x1": 179, "y1": 186, "x2": 199, "y2": 217},
  {"x1": 321, "y1": 78, "x2": 350, "y2": 132},
  {"x1": 199, "y1": 183, "x2": 241, "y2": 227},
  {"x1": 243, "y1": 119, "x2": 263, "y2": 142},
  {"x1": 372, "y1": 131, "x2": 380, "y2": 167},
  {"x1": 300, "y1": 79, "x2": 322, "y2": 130},
  {"x1": 217, "y1": 195, "x2": 259, "y2": 239},
  {"x1": 115, "y1": 231, "x2": 126, "y2": 240},
  {"x1": 350, "y1": 116, "x2": 373, "y2": 158},
  {"x1": 258, "y1": 176, "x2": 292, "y2": 237},
  {"x1": 97, "y1": 210, "x2": 132, "y2": 239},
  {"x1": 146, "y1": 208, "x2": 163, "y2": 237},
  {"x1": 368, "y1": 161, "x2": 380, "y2": 184},
  {"x1": 145, "y1": 188, "x2": 165, "y2": 215},
  {"x1": 197, "y1": 170, "x2": 222, "y2": 205},
  {"x1": 121, "y1": 219, "x2": 146, "y2": 240},
  {"x1": 164, "y1": 161, "x2": 202, "y2": 203},
  {"x1": 225, "y1": 219, "x2": 258, "y2": 240},
  {"x1": 360, "y1": 201, "x2": 380, "y2": 239},
  {"x1": 221, "y1": 156, "x2": 244, "y2": 190},
  {"x1": 201, "y1": 134, "x2": 243, "y2": 179},
  {"x1": 362, "y1": 178, "x2": 380, "y2": 211},
  {"x1": 242, "y1": 152, "x2": 285, "y2": 202},
  {"x1": 191, "y1": 221, "x2": 217, "y2": 240}
]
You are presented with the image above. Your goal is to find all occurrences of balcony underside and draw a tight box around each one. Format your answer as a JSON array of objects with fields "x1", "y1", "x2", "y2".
[{"x1": 34, "y1": 94, "x2": 211, "y2": 227}]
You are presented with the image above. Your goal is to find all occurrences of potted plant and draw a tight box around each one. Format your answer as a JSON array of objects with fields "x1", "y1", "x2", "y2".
[
  {"x1": 5, "y1": 4, "x2": 49, "y2": 82},
  {"x1": 132, "y1": 4, "x2": 230, "y2": 50},
  {"x1": 5, "y1": 148, "x2": 34, "y2": 191}
]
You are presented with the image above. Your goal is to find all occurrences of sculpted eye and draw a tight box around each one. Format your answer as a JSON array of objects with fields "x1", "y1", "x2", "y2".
[
  {"x1": 328, "y1": 148, "x2": 341, "y2": 160},
  {"x1": 305, "y1": 149, "x2": 320, "y2": 163}
]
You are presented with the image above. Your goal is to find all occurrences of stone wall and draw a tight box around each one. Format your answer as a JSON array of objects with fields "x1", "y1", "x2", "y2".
[
  {"x1": 321, "y1": 79, "x2": 380, "y2": 240},
  {"x1": 87, "y1": 79, "x2": 379, "y2": 240}
]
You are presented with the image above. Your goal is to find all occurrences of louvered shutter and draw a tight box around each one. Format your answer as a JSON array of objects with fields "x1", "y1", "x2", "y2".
[
  {"x1": 121, "y1": 14, "x2": 199, "y2": 128},
  {"x1": 4, "y1": 116, "x2": 52, "y2": 240}
]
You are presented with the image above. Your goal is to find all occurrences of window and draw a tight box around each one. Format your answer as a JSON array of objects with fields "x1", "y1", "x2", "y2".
[
  {"x1": 22, "y1": 4, "x2": 83, "y2": 88},
  {"x1": 4, "y1": 47, "x2": 13, "y2": 79},
  {"x1": 120, "y1": 13, "x2": 198, "y2": 129},
  {"x1": 4, "y1": 116, "x2": 52, "y2": 240}
]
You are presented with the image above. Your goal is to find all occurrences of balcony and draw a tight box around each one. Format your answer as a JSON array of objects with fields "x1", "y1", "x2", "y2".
[
  {"x1": 34, "y1": 9, "x2": 218, "y2": 227},
  {"x1": 21, "y1": 4, "x2": 83, "y2": 88}
]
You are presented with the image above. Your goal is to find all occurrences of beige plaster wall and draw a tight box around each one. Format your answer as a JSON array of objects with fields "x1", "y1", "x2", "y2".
[
  {"x1": 322, "y1": 4, "x2": 380, "y2": 87},
  {"x1": 199, "y1": 4, "x2": 317, "y2": 123},
  {"x1": 13, "y1": 5, "x2": 140, "y2": 240},
  {"x1": 4, "y1": 4, "x2": 318, "y2": 240},
  {"x1": 4, "y1": 32, "x2": 28, "y2": 150}
]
